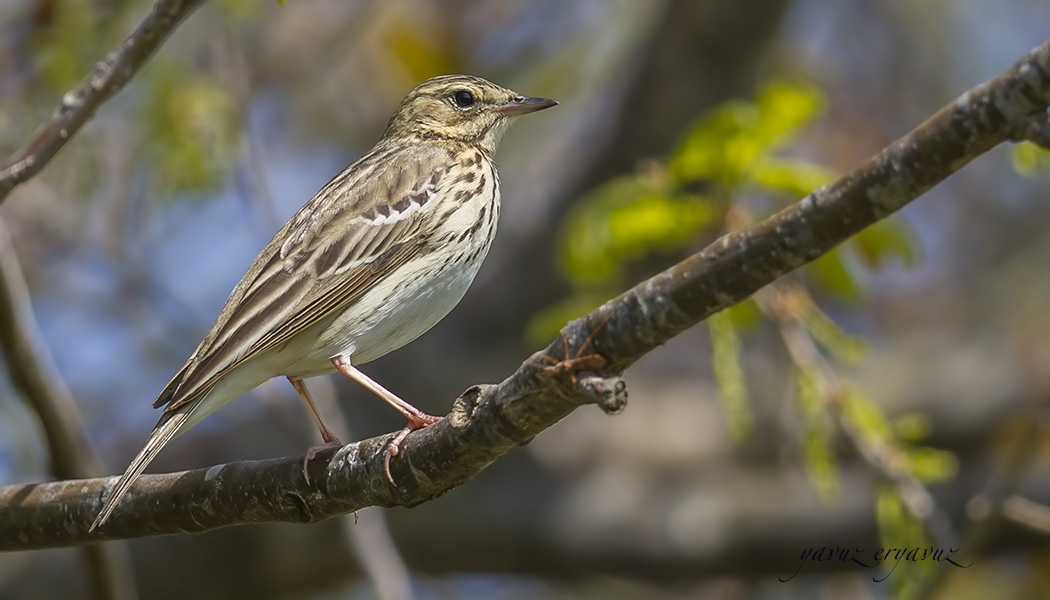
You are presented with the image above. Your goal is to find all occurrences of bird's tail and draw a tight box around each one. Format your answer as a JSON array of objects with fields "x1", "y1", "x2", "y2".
[{"x1": 89, "y1": 407, "x2": 193, "y2": 531}]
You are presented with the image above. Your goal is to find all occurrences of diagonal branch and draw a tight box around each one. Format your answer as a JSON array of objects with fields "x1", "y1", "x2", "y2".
[
  {"x1": 0, "y1": 0, "x2": 206, "y2": 205},
  {"x1": 2, "y1": 39, "x2": 1050, "y2": 551}
]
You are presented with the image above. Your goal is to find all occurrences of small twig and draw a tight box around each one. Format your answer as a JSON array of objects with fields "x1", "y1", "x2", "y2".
[
  {"x1": 346, "y1": 508, "x2": 414, "y2": 600},
  {"x1": 0, "y1": 0, "x2": 206, "y2": 204},
  {"x1": 310, "y1": 376, "x2": 415, "y2": 599},
  {"x1": 1001, "y1": 495, "x2": 1050, "y2": 535},
  {"x1": 922, "y1": 326, "x2": 1050, "y2": 597},
  {"x1": 758, "y1": 286, "x2": 958, "y2": 549}
]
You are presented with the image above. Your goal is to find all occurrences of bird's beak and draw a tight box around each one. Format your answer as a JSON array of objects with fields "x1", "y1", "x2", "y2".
[{"x1": 495, "y1": 95, "x2": 558, "y2": 116}]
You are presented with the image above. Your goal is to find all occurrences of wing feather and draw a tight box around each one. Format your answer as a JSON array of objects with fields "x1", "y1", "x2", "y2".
[{"x1": 161, "y1": 144, "x2": 451, "y2": 412}]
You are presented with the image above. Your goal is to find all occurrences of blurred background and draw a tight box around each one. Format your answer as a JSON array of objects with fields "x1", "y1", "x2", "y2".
[{"x1": 2, "y1": 0, "x2": 1050, "y2": 598}]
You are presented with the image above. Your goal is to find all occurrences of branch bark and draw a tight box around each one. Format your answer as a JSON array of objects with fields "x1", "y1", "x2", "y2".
[
  {"x1": 0, "y1": 0, "x2": 205, "y2": 204},
  {"x1": 2, "y1": 39, "x2": 1049, "y2": 551}
]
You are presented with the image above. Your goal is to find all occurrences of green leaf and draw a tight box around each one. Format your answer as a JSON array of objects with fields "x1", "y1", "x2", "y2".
[
  {"x1": 852, "y1": 218, "x2": 918, "y2": 269},
  {"x1": 806, "y1": 250, "x2": 861, "y2": 302},
  {"x1": 876, "y1": 485, "x2": 930, "y2": 552},
  {"x1": 1011, "y1": 141, "x2": 1050, "y2": 176},
  {"x1": 893, "y1": 413, "x2": 933, "y2": 442},
  {"x1": 560, "y1": 176, "x2": 717, "y2": 286},
  {"x1": 750, "y1": 157, "x2": 837, "y2": 198},
  {"x1": 797, "y1": 299, "x2": 866, "y2": 363},
  {"x1": 724, "y1": 298, "x2": 762, "y2": 330},
  {"x1": 671, "y1": 102, "x2": 756, "y2": 185},
  {"x1": 32, "y1": 4, "x2": 115, "y2": 90},
  {"x1": 904, "y1": 447, "x2": 958, "y2": 483},
  {"x1": 875, "y1": 486, "x2": 935, "y2": 596},
  {"x1": 796, "y1": 367, "x2": 839, "y2": 503},
  {"x1": 708, "y1": 312, "x2": 753, "y2": 439},
  {"x1": 525, "y1": 291, "x2": 611, "y2": 348},
  {"x1": 142, "y1": 63, "x2": 241, "y2": 194},
  {"x1": 753, "y1": 80, "x2": 827, "y2": 147},
  {"x1": 842, "y1": 389, "x2": 894, "y2": 443},
  {"x1": 670, "y1": 80, "x2": 827, "y2": 187}
]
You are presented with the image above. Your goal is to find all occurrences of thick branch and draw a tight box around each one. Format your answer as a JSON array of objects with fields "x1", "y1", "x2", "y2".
[
  {"x1": 2, "y1": 39, "x2": 1050, "y2": 551},
  {"x1": 0, "y1": 0, "x2": 206, "y2": 204}
]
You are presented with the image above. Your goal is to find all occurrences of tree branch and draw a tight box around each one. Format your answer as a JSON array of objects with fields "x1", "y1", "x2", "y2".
[
  {"x1": 0, "y1": 0, "x2": 206, "y2": 205},
  {"x1": 1023, "y1": 114, "x2": 1050, "y2": 149},
  {"x1": 0, "y1": 221, "x2": 136, "y2": 596},
  {"x1": 0, "y1": 220, "x2": 101, "y2": 482},
  {"x1": 2, "y1": 38, "x2": 1050, "y2": 551}
]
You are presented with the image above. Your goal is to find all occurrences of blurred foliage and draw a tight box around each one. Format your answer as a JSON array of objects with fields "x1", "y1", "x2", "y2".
[
  {"x1": 531, "y1": 79, "x2": 918, "y2": 343},
  {"x1": 535, "y1": 79, "x2": 955, "y2": 583},
  {"x1": 843, "y1": 389, "x2": 957, "y2": 485},
  {"x1": 525, "y1": 289, "x2": 613, "y2": 350},
  {"x1": 708, "y1": 311, "x2": 752, "y2": 439},
  {"x1": 19, "y1": 1, "x2": 246, "y2": 204},
  {"x1": 876, "y1": 486, "x2": 934, "y2": 597},
  {"x1": 796, "y1": 367, "x2": 840, "y2": 503},
  {"x1": 385, "y1": 8, "x2": 461, "y2": 83},
  {"x1": 30, "y1": 2, "x2": 124, "y2": 91},
  {"x1": 141, "y1": 62, "x2": 241, "y2": 195},
  {"x1": 669, "y1": 81, "x2": 834, "y2": 193},
  {"x1": 1011, "y1": 141, "x2": 1050, "y2": 176},
  {"x1": 560, "y1": 174, "x2": 719, "y2": 286},
  {"x1": 792, "y1": 289, "x2": 867, "y2": 363}
]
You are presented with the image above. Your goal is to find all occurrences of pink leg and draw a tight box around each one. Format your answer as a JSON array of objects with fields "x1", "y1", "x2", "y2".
[
  {"x1": 331, "y1": 356, "x2": 440, "y2": 483},
  {"x1": 288, "y1": 377, "x2": 343, "y2": 484}
]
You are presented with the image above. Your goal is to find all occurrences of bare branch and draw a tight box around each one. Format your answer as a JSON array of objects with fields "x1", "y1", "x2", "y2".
[
  {"x1": 1000, "y1": 495, "x2": 1050, "y2": 535},
  {"x1": 0, "y1": 220, "x2": 100, "y2": 479},
  {"x1": 0, "y1": 0, "x2": 207, "y2": 591},
  {"x1": 0, "y1": 218, "x2": 137, "y2": 595},
  {"x1": 2, "y1": 39, "x2": 1050, "y2": 551},
  {"x1": 0, "y1": 0, "x2": 206, "y2": 205}
]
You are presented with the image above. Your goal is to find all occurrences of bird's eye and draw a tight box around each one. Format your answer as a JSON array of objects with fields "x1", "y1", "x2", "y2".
[{"x1": 452, "y1": 90, "x2": 475, "y2": 108}]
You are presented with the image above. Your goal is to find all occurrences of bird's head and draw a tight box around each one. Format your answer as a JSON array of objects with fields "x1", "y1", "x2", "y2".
[{"x1": 382, "y1": 74, "x2": 557, "y2": 154}]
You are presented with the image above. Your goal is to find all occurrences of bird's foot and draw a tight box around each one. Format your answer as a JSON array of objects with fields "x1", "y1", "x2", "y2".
[
  {"x1": 383, "y1": 413, "x2": 441, "y2": 484},
  {"x1": 535, "y1": 314, "x2": 612, "y2": 385}
]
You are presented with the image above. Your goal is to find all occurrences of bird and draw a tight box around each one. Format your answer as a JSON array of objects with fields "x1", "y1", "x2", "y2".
[{"x1": 90, "y1": 74, "x2": 557, "y2": 530}]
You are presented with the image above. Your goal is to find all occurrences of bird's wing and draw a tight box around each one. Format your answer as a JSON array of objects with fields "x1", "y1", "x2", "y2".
[{"x1": 158, "y1": 143, "x2": 455, "y2": 413}]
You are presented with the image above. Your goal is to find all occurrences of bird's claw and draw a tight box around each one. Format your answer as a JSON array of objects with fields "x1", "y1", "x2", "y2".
[
  {"x1": 302, "y1": 437, "x2": 343, "y2": 486},
  {"x1": 383, "y1": 413, "x2": 440, "y2": 484}
]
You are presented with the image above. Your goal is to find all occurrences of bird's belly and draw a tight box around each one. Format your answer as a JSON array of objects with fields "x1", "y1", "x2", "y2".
[{"x1": 278, "y1": 243, "x2": 489, "y2": 376}]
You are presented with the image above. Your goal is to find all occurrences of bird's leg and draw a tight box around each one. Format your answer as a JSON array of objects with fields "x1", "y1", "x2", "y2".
[
  {"x1": 288, "y1": 376, "x2": 343, "y2": 484},
  {"x1": 331, "y1": 356, "x2": 440, "y2": 483}
]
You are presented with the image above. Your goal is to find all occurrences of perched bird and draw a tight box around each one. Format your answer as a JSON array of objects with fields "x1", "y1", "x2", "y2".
[{"x1": 90, "y1": 74, "x2": 557, "y2": 530}]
